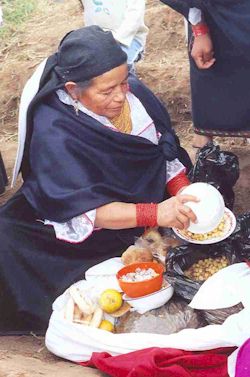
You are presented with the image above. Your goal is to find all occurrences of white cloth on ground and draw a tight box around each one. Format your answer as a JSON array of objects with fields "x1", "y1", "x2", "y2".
[{"x1": 45, "y1": 258, "x2": 250, "y2": 370}]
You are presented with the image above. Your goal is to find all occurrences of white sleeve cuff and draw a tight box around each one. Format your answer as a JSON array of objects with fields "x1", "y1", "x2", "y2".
[
  {"x1": 188, "y1": 8, "x2": 202, "y2": 25},
  {"x1": 44, "y1": 210, "x2": 96, "y2": 243},
  {"x1": 166, "y1": 158, "x2": 186, "y2": 184}
]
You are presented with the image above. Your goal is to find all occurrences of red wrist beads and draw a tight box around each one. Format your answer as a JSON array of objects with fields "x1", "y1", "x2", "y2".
[
  {"x1": 166, "y1": 172, "x2": 190, "y2": 196},
  {"x1": 192, "y1": 23, "x2": 209, "y2": 37},
  {"x1": 136, "y1": 203, "x2": 158, "y2": 227}
]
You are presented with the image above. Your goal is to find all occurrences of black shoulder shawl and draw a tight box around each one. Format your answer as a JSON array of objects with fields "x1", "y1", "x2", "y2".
[{"x1": 22, "y1": 76, "x2": 190, "y2": 222}]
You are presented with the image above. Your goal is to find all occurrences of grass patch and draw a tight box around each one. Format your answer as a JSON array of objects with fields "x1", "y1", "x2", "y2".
[{"x1": 0, "y1": 0, "x2": 37, "y2": 39}]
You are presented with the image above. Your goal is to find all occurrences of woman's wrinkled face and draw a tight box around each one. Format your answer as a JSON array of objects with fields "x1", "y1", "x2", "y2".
[{"x1": 78, "y1": 64, "x2": 128, "y2": 119}]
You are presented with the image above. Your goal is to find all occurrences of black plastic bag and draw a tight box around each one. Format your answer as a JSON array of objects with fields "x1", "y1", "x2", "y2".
[
  {"x1": 166, "y1": 243, "x2": 239, "y2": 302},
  {"x1": 188, "y1": 142, "x2": 239, "y2": 209},
  {"x1": 165, "y1": 213, "x2": 250, "y2": 323}
]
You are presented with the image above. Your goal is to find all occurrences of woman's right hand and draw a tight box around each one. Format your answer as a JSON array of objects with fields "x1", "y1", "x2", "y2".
[
  {"x1": 157, "y1": 195, "x2": 198, "y2": 230},
  {"x1": 191, "y1": 33, "x2": 215, "y2": 70}
]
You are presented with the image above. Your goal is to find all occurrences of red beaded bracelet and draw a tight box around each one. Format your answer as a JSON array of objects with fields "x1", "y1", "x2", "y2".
[
  {"x1": 166, "y1": 171, "x2": 190, "y2": 196},
  {"x1": 136, "y1": 203, "x2": 158, "y2": 228},
  {"x1": 192, "y1": 23, "x2": 209, "y2": 37}
]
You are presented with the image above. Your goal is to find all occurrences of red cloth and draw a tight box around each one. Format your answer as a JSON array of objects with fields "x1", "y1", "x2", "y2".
[
  {"x1": 81, "y1": 347, "x2": 234, "y2": 377},
  {"x1": 166, "y1": 172, "x2": 190, "y2": 196}
]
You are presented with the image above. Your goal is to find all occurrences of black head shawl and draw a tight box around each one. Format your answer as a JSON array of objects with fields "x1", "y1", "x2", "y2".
[
  {"x1": 39, "y1": 25, "x2": 127, "y2": 92},
  {"x1": 21, "y1": 26, "x2": 127, "y2": 178}
]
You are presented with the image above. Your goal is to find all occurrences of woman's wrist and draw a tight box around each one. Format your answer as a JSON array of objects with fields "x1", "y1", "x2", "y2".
[
  {"x1": 136, "y1": 203, "x2": 158, "y2": 228},
  {"x1": 166, "y1": 172, "x2": 190, "y2": 197},
  {"x1": 192, "y1": 23, "x2": 210, "y2": 38}
]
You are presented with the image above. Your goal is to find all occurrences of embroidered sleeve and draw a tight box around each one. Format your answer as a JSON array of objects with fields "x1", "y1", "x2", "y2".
[
  {"x1": 166, "y1": 158, "x2": 186, "y2": 184},
  {"x1": 44, "y1": 210, "x2": 96, "y2": 244}
]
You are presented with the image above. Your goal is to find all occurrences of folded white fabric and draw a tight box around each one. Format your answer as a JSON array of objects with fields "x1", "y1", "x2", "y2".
[
  {"x1": 189, "y1": 262, "x2": 250, "y2": 310},
  {"x1": 85, "y1": 257, "x2": 124, "y2": 292}
]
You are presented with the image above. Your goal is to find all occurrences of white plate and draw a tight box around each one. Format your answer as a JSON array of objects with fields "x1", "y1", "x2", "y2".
[
  {"x1": 172, "y1": 208, "x2": 236, "y2": 245},
  {"x1": 122, "y1": 281, "x2": 174, "y2": 314}
]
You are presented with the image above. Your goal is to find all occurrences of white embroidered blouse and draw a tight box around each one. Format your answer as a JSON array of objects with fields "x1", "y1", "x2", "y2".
[{"x1": 44, "y1": 90, "x2": 185, "y2": 243}]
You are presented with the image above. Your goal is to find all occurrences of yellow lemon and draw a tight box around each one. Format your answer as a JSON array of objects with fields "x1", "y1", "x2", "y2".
[
  {"x1": 99, "y1": 289, "x2": 122, "y2": 314},
  {"x1": 99, "y1": 320, "x2": 114, "y2": 332}
]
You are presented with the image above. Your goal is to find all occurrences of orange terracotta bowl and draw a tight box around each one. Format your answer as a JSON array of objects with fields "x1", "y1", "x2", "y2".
[{"x1": 116, "y1": 262, "x2": 164, "y2": 298}]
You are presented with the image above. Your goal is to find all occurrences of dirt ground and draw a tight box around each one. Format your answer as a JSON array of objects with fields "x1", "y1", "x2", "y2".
[{"x1": 0, "y1": 0, "x2": 250, "y2": 375}]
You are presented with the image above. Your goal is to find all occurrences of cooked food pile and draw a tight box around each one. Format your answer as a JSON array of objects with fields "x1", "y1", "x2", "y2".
[
  {"x1": 120, "y1": 267, "x2": 159, "y2": 282},
  {"x1": 181, "y1": 216, "x2": 226, "y2": 241},
  {"x1": 184, "y1": 256, "x2": 229, "y2": 281}
]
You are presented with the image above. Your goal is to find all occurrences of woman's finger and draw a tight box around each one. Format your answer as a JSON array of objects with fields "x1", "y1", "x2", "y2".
[
  {"x1": 179, "y1": 205, "x2": 197, "y2": 223},
  {"x1": 174, "y1": 219, "x2": 185, "y2": 230},
  {"x1": 178, "y1": 194, "x2": 199, "y2": 203},
  {"x1": 176, "y1": 213, "x2": 190, "y2": 229}
]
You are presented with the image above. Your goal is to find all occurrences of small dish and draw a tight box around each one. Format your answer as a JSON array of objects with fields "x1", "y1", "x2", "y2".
[
  {"x1": 173, "y1": 207, "x2": 236, "y2": 245},
  {"x1": 116, "y1": 262, "x2": 164, "y2": 298},
  {"x1": 122, "y1": 281, "x2": 174, "y2": 314}
]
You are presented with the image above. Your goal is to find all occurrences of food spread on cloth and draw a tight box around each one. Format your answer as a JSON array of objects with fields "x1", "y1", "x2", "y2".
[{"x1": 62, "y1": 221, "x2": 239, "y2": 334}]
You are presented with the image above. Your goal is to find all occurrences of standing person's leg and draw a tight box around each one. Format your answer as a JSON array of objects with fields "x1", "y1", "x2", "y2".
[
  {"x1": 120, "y1": 39, "x2": 144, "y2": 74},
  {"x1": 189, "y1": 15, "x2": 250, "y2": 146}
]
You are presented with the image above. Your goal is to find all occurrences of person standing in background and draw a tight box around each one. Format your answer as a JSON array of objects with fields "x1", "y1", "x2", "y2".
[
  {"x1": 160, "y1": 0, "x2": 250, "y2": 149},
  {"x1": 80, "y1": 0, "x2": 148, "y2": 73}
]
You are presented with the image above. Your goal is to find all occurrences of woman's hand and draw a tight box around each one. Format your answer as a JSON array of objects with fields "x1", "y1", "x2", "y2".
[
  {"x1": 157, "y1": 195, "x2": 198, "y2": 230},
  {"x1": 191, "y1": 33, "x2": 215, "y2": 69}
]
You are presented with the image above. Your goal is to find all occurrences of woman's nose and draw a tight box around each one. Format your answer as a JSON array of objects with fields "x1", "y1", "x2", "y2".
[{"x1": 113, "y1": 86, "x2": 126, "y2": 102}]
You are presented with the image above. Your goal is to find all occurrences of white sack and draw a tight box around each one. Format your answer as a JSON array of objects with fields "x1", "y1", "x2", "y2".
[
  {"x1": 46, "y1": 281, "x2": 250, "y2": 363},
  {"x1": 190, "y1": 262, "x2": 250, "y2": 310}
]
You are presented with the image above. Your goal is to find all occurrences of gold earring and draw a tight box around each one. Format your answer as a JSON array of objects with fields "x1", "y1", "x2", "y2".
[{"x1": 73, "y1": 100, "x2": 79, "y2": 116}]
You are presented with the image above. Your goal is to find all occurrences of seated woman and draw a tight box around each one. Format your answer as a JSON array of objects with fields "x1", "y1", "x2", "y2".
[{"x1": 1, "y1": 26, "x2": 196, "y2": 333}]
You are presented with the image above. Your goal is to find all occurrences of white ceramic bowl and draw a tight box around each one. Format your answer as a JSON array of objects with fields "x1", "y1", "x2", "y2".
[
  {"x1": 181, "y1": 183, "x2": 225, "y2": 234},
  {"x1": 122, "y1": 283, "x2": 174, "y2": 314}
]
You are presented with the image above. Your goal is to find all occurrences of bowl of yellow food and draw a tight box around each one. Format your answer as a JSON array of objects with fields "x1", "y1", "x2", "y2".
[
  {"x1": 180, "y1": 183, "x2": 225, "y2": 234},
  {"x1": 173, "y1": 207, "x2": 236, "y2": 244}
]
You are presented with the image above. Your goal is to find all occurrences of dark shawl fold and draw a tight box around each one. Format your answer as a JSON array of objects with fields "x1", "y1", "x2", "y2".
[
  {"x1": 22, "y1": 75, "x2": 191, "y2": 222},
  {"x1": 160, "y1": 0, "x2": 250, "y2": 62}
]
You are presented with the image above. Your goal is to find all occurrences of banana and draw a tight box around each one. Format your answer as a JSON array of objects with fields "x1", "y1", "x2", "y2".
[
  {"x1": 69, "y1": 286, "x2": 94, "y2": 315},
  {"x1": 90, "y1": 307, "x2": 103, "y2": 328},
  {"x1": 64, "y1": 296, "x2": 75, "y2": 322},
  {"x1": 73, "y1": 303, "x2": 82, "y2": 321},
  {"x1": 74, "y1": 313, "x2": 93, "y2": 326}
]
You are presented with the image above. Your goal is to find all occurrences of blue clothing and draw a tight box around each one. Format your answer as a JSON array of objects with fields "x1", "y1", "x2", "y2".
[
  {"x1": 22, "y1": 75, "x2": 182, "y2": 222},
  {"x1": 0, "y1": 75, "x2": 191, "y2": 332},
  {"x1": 161, "y1": 0, "x2": 250, "y2": 134},
  {"x1": 120, "y1": 38, "x2": 143, "y2": 65}
]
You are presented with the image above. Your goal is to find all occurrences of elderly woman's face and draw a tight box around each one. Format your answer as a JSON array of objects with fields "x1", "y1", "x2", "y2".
[{"x1": 78, "y1": 63, "x2": 128, "y2": 119}]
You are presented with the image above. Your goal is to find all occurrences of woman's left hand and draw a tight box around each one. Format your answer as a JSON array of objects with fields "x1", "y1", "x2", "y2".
[{"x1": 191, "y1": 33, "x2": 216, "y2": 69}]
